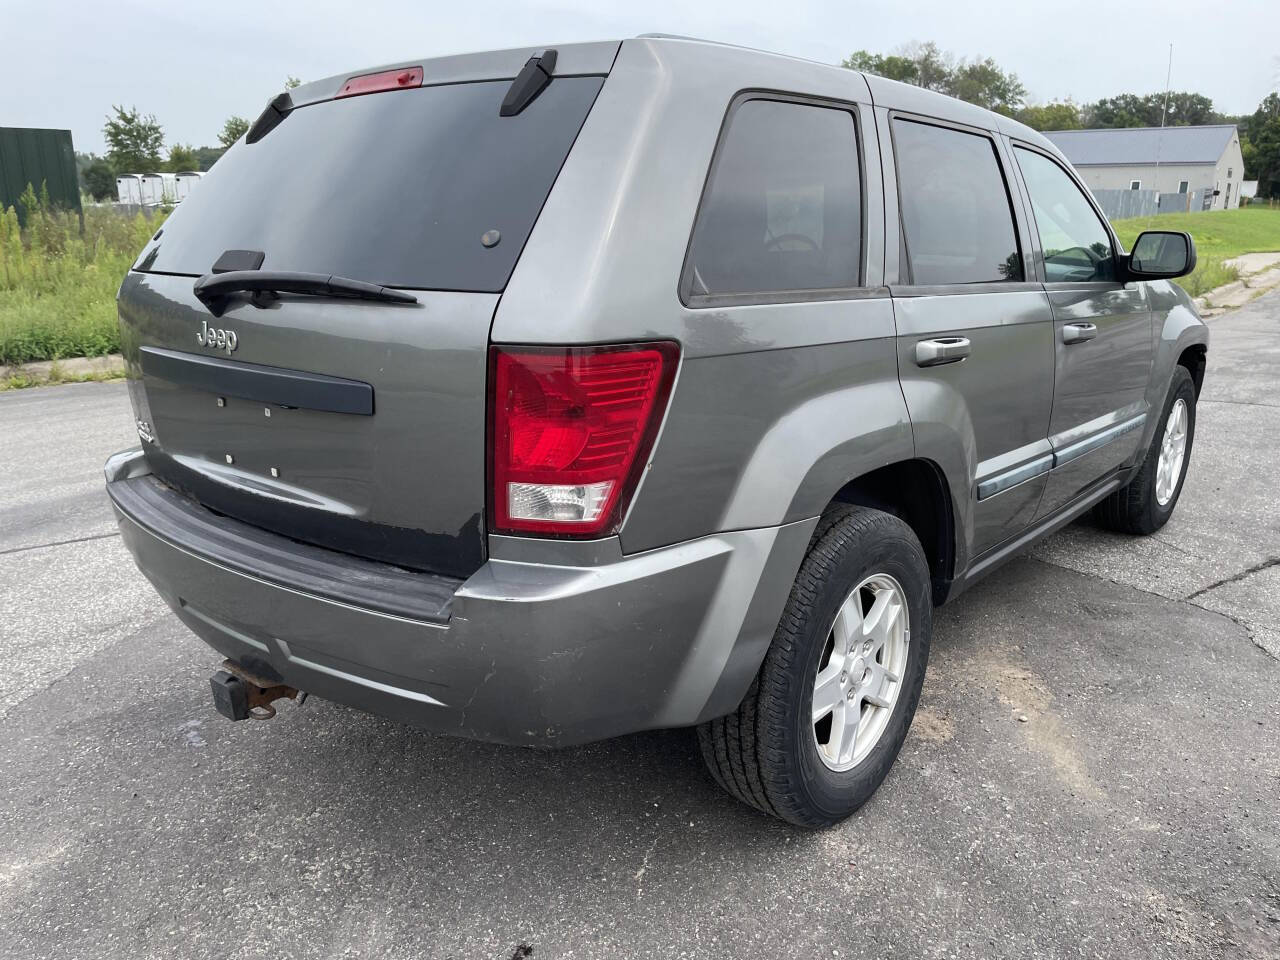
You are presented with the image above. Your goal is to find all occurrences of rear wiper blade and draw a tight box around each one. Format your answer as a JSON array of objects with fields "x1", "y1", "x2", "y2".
[{"x1": 194, "y1": 270, "x2": 418, "y2": 316}]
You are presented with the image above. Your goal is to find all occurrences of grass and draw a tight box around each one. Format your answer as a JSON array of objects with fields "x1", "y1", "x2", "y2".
[
  {"x1": 1110, "y1": 206, "x2": 1280, "y2": 297},
  {"x1": 0, "y1": 185, "x2": 164, "y2": 367}
]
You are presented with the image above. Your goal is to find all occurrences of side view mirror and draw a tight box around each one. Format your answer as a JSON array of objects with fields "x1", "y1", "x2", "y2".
[{"x1": 1126, "y1": 230, "x2": 1197, "y2": 280}]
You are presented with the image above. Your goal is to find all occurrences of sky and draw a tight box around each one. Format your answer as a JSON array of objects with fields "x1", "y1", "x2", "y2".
[{"x1": 3, "y1": 0, "x2": 1277, "y2": 156}]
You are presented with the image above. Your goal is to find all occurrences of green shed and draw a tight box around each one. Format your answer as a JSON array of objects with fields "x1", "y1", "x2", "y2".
[{"x1": 0, "y1": 127, "x2": 83, "y2": 225}]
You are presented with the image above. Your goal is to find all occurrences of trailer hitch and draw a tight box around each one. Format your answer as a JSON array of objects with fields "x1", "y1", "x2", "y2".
[{"x1": 209, "y1": 659, "x2": 303, "y2": 721}]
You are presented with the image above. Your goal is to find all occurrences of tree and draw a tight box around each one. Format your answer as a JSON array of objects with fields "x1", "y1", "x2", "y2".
[
  {"x1": 1082, "y1": 91, "x2": 1221, "y2": 128},
  {"x1": 218, "y1": 116, "x2": 250, "y2": 149},
  {"x1": 167, "y1": 143, "x2": 198, "y2": 172},
  {"x1": 83, "y1": 158, "x2": 116, "y2": 200},
  {"x1": 192, "y1": 145, "x2": 226, "y2": 171},
  {"x1": 909, "y1": 42, "x2": 954, "y2": 93},
  {"x1": 1241, "y1": 134, "x2": 1258, "y2": 180},
  {"x1": 949, "y1": 57, "x2": 1026, "y2": 113},
  {"x1": 1016, "y1": 100, "x2": 1082, "y2": 131},
  {"x1": 103, "y1": 105, "x2": 164, "y2": 173},
  {"x1": 1161, "y1": 91, "x2": 1219, "y2": 126},
  {"x1": 842, "y1": 51, "x2": 920, "y2": 85},
  {"x1": 841, "y1": 42, "x2": 1025, "y2": 113},
  {"x1": 1246, "y1": 92, "x2": 1280, "y2": 198},
  {"x1": 1082, "y1": 93, "x2": 1148, "y2": 128}
]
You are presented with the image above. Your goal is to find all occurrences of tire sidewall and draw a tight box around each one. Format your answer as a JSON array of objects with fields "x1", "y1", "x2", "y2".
[
  {"x1": 1147, "y1": 369, "x2": 1197, "y2": 526},
  {"x1": 775, "y1": 517, "x2": 932, "y2": 822}
]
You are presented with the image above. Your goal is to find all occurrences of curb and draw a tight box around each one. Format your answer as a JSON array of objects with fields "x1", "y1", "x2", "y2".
[
  {"x1": 3, "y1": 354, "x2": 125, "y2": 388},
  {"x1": 1195, "y1": 266, "x2": 1280, "y2": 315}
]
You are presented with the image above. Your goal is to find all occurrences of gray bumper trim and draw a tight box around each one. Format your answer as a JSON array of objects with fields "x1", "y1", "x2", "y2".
[{"x1": 108, "y1": 460, "x2": 461, "y2": 623}]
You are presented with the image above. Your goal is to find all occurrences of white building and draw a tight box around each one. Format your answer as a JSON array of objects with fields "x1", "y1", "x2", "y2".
[{"x1": 1044, "y1": 125, "x2": 1245, "y2": 211}]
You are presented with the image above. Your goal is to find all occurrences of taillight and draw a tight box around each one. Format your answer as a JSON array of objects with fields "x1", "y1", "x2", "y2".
[
  {"x1": 489, "y1": 343, "x2": 679, "y2": 537},
  {"x1": 336, "y1": 67, "x2": 424, "y2": 99}
]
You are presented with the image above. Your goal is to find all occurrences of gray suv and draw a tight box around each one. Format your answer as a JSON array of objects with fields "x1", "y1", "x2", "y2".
[{"x1": 106, "y1": 37, "x2": 1206, "y2": 826}]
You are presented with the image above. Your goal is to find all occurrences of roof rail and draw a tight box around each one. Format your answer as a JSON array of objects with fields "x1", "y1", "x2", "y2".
[{"x1": 634, "y1": 33, "x2": 719, "y2": 42}]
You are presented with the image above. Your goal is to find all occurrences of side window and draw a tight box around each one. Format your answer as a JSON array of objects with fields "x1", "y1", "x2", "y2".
[
  {"x1": 1014, "y1": 147, "x2": 1117, "y2": 283},
  {"x1": 685, "y1": 99, "x2": 861, "y2": 299},
  {"x1": 892, "y1": 119, "x2": 1022, "y2": 285}
]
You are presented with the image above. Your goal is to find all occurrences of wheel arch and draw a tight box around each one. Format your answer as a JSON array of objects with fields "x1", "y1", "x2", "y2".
[
  {"x1": 829, "y1": 458, "x2": 957, "y2": 606},
  {"x1": 1177, "y1": 342, "x2": 1207, "y2": 397}
]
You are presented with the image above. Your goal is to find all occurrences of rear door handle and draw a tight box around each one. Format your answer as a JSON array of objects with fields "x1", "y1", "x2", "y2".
[
  {"x1": 915, "y1": 337, "x2": 971, "y2": 367},
  {"x1": 1062, "y1": 322, "x2": 1098, "y2": 344}
]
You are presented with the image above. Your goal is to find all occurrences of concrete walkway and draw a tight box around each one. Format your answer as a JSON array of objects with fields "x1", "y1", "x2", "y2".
[{"x1": 1199, "y1": 251, "x2": 1280, "y2": 311}]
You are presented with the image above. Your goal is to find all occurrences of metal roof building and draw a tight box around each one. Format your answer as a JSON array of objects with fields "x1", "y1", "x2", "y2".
[{"x1": 1044, "y1": 124, "x2": 1244, "y2": 210}]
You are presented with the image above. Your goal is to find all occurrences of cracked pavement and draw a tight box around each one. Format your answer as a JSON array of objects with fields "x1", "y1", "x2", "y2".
[
  {"x1": 1032, "y1": 288, "x2": 1280, "y2": 660},
  {"x1": 1, "y1": 291, "x2": 1278, "y2": 959}
]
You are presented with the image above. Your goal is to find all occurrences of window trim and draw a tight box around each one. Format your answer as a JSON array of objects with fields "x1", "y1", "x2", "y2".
[
  {"x1": 1130, "y1": 180, "x2": 1142, "y2": 190},
  {"x1": 1178, "y1": 180, "x2": 1189, "y2": 194},
  {"x1": 1009, "y1": 139, "x2": 1126, "y2": 288},
  {"x1": 887, "y1": 111, "x2": 1028, "y2": 288},
  {"x1": 679, "y1": 89, "x2": 869, "y2": 309}
]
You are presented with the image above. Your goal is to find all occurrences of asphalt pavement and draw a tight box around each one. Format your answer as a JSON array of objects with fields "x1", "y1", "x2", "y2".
[{"x1": 1, "y1": 292, "x2": 1277, "y2": 960}]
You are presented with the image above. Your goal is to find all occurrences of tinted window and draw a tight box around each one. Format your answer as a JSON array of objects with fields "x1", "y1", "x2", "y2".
[
  {"x1": 686, "y1": 99, "x2": 861, "y2": 298},
  {"x1": 1014, "y1": 147, "x2": 1116, "y2": 283},
  {"x1": 893, "y1": 120, "x2": 1022, "y2": 285},
  {"x1": 137, "y1": 77, "x2": 604, "y2": 291}
]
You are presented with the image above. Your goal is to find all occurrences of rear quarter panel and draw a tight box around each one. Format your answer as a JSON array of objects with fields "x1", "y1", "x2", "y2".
[{"x1": 495, "y1": 39, "x2": 913, "y2": 553}]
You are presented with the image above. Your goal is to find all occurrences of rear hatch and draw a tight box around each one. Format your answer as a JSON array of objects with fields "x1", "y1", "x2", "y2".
[{"x1": 118, "y1": 48, "x2": 613, "y2": 578}]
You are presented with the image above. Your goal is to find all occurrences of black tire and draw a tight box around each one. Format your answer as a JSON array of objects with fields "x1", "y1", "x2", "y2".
[
  {"x1": 698, "y1": 504, "x2": 932, "y2": 828},
  {"x1": 1094, "y1": 366, "x2": 1196, "y2": 535}
]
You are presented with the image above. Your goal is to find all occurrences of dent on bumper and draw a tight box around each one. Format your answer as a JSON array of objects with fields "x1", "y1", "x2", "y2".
[{"x1": 107, "y1": 448, "x2": 814, "y2": 747}]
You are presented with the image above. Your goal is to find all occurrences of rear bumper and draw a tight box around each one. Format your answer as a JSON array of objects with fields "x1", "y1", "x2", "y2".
[{"x1": 106, "y1": 448, "x2": 812, "y2": 747}]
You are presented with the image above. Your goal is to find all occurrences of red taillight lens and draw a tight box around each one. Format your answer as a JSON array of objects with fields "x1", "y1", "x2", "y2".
[
  {"x1": 489, "y1": 343, "x2": 680, "y2": 536},
  {"x1": 336, "y1": 66, "x2": 423, "y2": 99}
]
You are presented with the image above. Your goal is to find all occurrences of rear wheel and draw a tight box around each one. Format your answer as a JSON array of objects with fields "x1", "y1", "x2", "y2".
[
  {"x1": 1095, "y1": 366, "x2": 1196, "y2": 535},
  {"x1": 698, "y1": 505, "x2": 932, "y2": 827}
]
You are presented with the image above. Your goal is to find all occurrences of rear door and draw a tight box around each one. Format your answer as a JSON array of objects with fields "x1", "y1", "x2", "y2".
[
  {"x1": 118, "y1": 66, "x2": 608, "y2": 578},
  {"x1": 886, "y1": 115, "x2": 1056, "y2": 559},
  {"x1": 1009, "y1": 145, "x2": 1151, "y2": 519}
]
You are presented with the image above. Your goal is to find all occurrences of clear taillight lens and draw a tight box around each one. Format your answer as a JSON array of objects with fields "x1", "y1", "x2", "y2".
[{"x1": 489, "y1": 343, "x2": 679, "y2": 536}]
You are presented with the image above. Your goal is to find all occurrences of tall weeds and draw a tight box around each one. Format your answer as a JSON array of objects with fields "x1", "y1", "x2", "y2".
[{"x1": 0, "y1": 185, "x2": 164, "y2": 365}]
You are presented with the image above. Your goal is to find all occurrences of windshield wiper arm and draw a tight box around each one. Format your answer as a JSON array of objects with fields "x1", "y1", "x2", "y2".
[{"x1": 194, "y1": 270, "x2": 418, "y2": 315}]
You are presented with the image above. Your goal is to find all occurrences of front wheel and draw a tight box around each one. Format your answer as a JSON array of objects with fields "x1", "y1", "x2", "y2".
[
  {"x1": 698, "y1": 505, "x2": 932, "y2": 827},
  {"x1": 1095, "y1": 365, "x2": 1196, "y2": 535}
]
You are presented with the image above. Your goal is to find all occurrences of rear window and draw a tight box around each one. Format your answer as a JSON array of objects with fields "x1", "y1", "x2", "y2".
[
  {"x1": 138, "y1": 77, "x2": 604, "y2": 292},
  {"x1": 684, "y1": 98, "x2": 862, "y2": 301}
]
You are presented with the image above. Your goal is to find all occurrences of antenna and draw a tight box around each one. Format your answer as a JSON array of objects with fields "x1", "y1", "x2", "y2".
[{"x1": 1151, "y1": 43, "x2": 1173, "y2": 221}]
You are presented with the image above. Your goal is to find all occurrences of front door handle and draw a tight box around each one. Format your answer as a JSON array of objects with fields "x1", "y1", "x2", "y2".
[
  {"x1": 1062, "y1": 322, "x2": 1098, "y2": 344},
  {"x1": 915, "y1": 337, "x2": 971, "y2": 367}
]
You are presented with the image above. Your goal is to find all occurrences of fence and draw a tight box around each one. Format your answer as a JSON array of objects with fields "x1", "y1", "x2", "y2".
[{"x1": 1092, "y1": 187, "x2": 1213, "y2": 220}]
